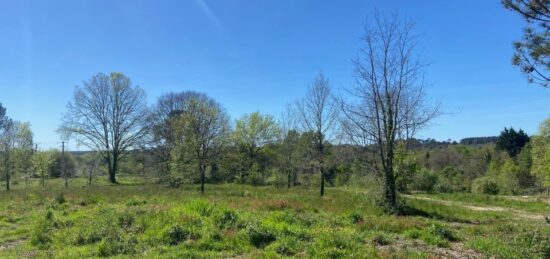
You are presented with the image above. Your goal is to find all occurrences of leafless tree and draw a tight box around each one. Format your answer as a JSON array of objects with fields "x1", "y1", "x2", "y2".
[
  {"x1": 297, "y1": 72, "x2": 338, "y2": 196},
  {"x1": 59, "y1": 72, "x2": 151, "y2": 184},
  {"x1": 339, "y1": 13, "x2": 439, "y2": 211}
]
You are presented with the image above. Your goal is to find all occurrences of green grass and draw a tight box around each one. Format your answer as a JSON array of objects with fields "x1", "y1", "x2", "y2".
[{"x1": 0, "y1": 178, "x2": 549, "y2": 258}]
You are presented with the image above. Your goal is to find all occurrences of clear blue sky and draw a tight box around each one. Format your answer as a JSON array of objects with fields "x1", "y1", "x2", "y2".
[{"x1": 0, "y1": 0, "x2": 549, "y2": 150}]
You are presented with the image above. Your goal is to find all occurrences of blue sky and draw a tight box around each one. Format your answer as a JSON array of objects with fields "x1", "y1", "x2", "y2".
[{"x1": 0, "y1": 0, "x2": 549, "y2": 150}]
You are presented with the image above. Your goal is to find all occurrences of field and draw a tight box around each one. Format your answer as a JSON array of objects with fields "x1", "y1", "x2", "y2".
[{"x1": 0, "y1": 178, "x2": 549, "y2": 258}]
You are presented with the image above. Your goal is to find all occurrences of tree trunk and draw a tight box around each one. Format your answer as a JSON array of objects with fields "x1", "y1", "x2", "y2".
[
  {"x1": 200, "y1": 162, "x2": 205, "y2": 194},
  {"x1": 287, "y1": 169, "x2": 291, "y2": 188},
  {"x1": 88, "y1": 164, "x2": 93, "y2": 186},
  {"x1": 383, "y1": 157, "x2": 397, "y2": 210},
  {"x1": 5, "y1": 172, "x2": 9, "y2": 191},
  {"x1": 320, "y1": 168, "x2": 325, "y2": 196},
  {"x1": 5, "y1": 153, "x2": 9, "y2": 191},
  {"x1": 109, "y1": 152, "x2": 118, "y2": 184}
]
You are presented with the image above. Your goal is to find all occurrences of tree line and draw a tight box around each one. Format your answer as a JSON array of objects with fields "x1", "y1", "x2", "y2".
[{"x1": 2, "y1": 3, "x2": 550, "y2": 213}]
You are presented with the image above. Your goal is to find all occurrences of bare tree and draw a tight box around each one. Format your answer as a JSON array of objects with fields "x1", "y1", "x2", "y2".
[
  {"x1": 171, "y1": 93, "x2": 230, "y2": 193},
  {"x1": 339, "y1": 13, "x2": 439, "y2": 211},
  {"x1": 297, "y1": 72, "x2": 338, "y2": 196},
  {"x1": 59, "y1": 72, "x2": 150, "y2": 184}
]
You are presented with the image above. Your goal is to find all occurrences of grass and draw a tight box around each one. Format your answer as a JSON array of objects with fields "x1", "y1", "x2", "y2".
[{"x1": 0, "y1": 177, "x2": 549, "y2": 258}]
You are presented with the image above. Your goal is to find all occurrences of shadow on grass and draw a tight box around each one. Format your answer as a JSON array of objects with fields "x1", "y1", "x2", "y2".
[{"x1": 396, "y1": 201, "x2": 477, "y2": 224}]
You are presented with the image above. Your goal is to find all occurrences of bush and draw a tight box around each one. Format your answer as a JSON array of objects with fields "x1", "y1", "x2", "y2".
[
  {"x1": 31, "y1": 210, "x2": 58, "y2": 248},
  {"x1": 472, "y1": 177, "x2": 499, "y2": 195},
  {"x1": 404, "y1": 224, "x2": 457, "y2": 247},
  {"x1": 165, "y1": 224, "x2": 192, "y2": 245},
  {"x1": 214, "y1": 209, "x2": 239, "y2": 229},
  {"x1": 168, "y1": 176, "x2": 184, "y2": 189},
  {"x1": 55, "y1": 193, "x2": 66, "y2": 204},
  {"x1": 97, "y1": 234, "x2": 137, "y2": 257},
  {"x1": 414, "y1": 170, "x2": 438, "y2": 192},
  {"x1": 347, "y1": 211, "x2": 363, "y2": 224},
  {"x1": 245, "y1": 223, "x2": 276, "y2": 248}
]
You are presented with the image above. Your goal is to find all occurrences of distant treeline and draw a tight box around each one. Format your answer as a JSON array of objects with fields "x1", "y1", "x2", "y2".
[{"x1": 459, "y1": 137, "x2": 499, "y2": 145}]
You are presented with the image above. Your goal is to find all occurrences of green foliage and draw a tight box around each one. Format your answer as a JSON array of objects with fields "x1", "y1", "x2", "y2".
[
  {"x1": 404, "y1": 223, "x2": 457, "y2": 247},
  {"x1": 531, "y1": 118, "x2": 550, "y2": 188},
  {"x1": 414, "y1": 169, "x2": 439, "y2": 193},
  {"x1": 472, "y1": 177, "x2": 500, "y2": 195},
  {"x1": 502, "y1": 0, "x2": 550, "y2": 87},
  {"x1": 55, "y1": 193, "x2": 66, "y2": 204},
  {"x1": 496, "y1": 127, "x2": 530, "y2": 158},
  {"x1": 245, "y1": 222, "x2": 276, "y2": 248},
  {"x1": 3, "y1": 181, "x2": 549, "y2": 258}
]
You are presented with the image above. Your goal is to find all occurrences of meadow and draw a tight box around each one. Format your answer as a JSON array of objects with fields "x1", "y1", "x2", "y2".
[{"x1": 0, "y1": 177, "x2": 549, "y2": 258}]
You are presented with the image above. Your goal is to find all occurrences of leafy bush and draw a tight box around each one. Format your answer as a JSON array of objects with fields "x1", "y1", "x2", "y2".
[
  {"x1": 214, "y1": 209, "x2": 239, "y2": 229},
  {"x1": 165, "y1": 224, "x2": 192, "y2": 245},
  {"x1": 55, "y1": 193, "x2": 66, "y2": 204},
  {"x1": 245, "y1": 223, "x2": 276, "y2": 248},
  {"x1": 168, "y1": 176, "x2": 184, "y2": 188},
  {"x1": 405, "y1": 224, "x2": 457, "y2": 247},
  {"x1": 414, "y1": 169, "x2": 438, "y2": 192},
  {"x1": 371, "y1": 232, "x2": 392, "y2": 246},
  {"x1": 472, "y1": 177, "x2": 499, "y2": 195},
  {"x1": 265, "y1": 236, "x2": 300, "y2": 256},
  {"x1": 31, "y1": 210, "x2": 58, "y2": 248},
  {"x1": 347, "y1": 211, "x2": 364, "y2": 224},
  {"x1": 97, "y1": 234, "x2": 137, "y2": 257}
]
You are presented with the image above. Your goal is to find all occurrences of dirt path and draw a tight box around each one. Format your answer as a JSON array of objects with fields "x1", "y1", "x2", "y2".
[
  {"x1": 405, "y1": 195, "x2": 547, "y2": 221},
  {"x1": 0, "y1": 239, "x2": 24, "y2": 251}
]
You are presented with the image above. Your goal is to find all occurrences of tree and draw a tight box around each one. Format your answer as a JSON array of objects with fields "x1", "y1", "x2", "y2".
[
  {"x1": 531, "y1": 117, "x2": 550, "y2": 191},
  {"x1": 279, "y1": 104, "x2": 301, "y2": 188},
  {"x1": 339, "y1": 12, "x2": 439, "y2": 211},
  {"x1": 502, "y1": 0, "x2": 550, "y2": 87},
  {"x1": 233, "y1": 112, "x2": 280, "y2": 182},
  {"x1": 496, "y1": 127, "x2": 530, "y2": 157},
  {"x1": 11, "y1": 122, "x2": 34, "y2": 186},
  {"x1": 32, "y1": 150, "x2": 55, "y2": 188},
  {"x1": 151, "y1": 91, "x2": 206, "y2": 175},
  {"x1": 170, "y1": 93, "x2": 230, "y2": 193},
  {"x1": 297, "y1": 73, "x2": 338, "y2": 196},
  {"x1": 59, "y1": 72, "x2": 150, "y2": 183},
  {"x1": 0, "y1": 120, "x2": 33, "y2": 191}
]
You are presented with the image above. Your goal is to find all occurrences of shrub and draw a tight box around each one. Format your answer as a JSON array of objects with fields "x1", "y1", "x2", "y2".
[
  {"x1": 168, "y1": 176, "x2": 184, "y2": 189},
  {"x1": 215, "y1": 209, "x2": 239, "y2": 229},
  {"x1": 165, "y1": 224, "x2": 189, "y2": 245},
  {"x1": 31, "y1": 210, "x2": 58, "y2": 248},
  {"x1": 347, "y1": 211, "x2": 364, "y2": 224},
  {"x1": 266, "y1": 236, "x2": 300, "y2": 256},
  {"x1": 31, "y1": 220, "x2": 53, "y2": 247},
  {"x1": 371, "y1": 232, "x2": 392, "y2": 246},
  {"x1": 405, "y1": 224, "x2": 457, "y2": 247},
  {"x1": 55, "y1": 193, "x2": 66, "y2": 204},
  {"x1": 472, "y1": 177, "x2": 499, "y2": 195},
  {"x1": 414, "y1": 169, "x2": 438, "y2": 192},
  {"x1": 97, "y1": 234, "x2": 137, "y2": 257},
  {"x1": 245, "y1": 223, "x2": 276, "y2": 248}
]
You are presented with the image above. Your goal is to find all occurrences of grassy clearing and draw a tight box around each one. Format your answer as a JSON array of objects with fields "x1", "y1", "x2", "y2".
[{"x1": 0, "y1": 178, "x2": 548, "y2": 258}]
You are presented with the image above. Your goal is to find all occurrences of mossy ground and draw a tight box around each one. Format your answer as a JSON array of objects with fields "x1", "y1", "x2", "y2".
[{"x1": 0, "y1": 177, "x2": 548, "y2": 258}]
